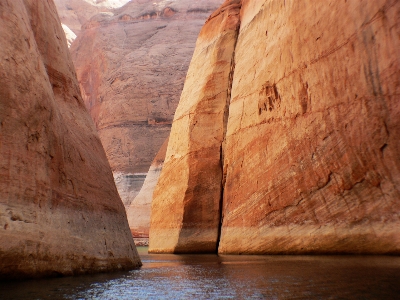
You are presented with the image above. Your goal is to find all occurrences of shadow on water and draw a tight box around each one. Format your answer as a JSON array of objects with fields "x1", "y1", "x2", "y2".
[{"x1": 1, "y1": 246, "x2": 400, "y2": 299}]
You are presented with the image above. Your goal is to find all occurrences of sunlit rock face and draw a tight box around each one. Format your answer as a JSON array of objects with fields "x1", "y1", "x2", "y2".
[
  {"x1": 0, "y1": 0, "x2": 141, "y2": 279},
  {"x1": 69, "y1": 0, "x2": 225, "y2": 210},
  {"x1": 54, "y1": 0, "x2": 131, "y2": 36},
  {"x1": 82, "y1": 0, "x2": 132, "y2": 8},
  {"x1": 54, "y1": 0, "x2": 105, "y2": 35},
  {"x1": 62, "y1": 23, "x2": 77, "y2": 47},
  {"x1": 127, "y1": 137, "x2": 169, "y2": 245},
  {"x1": 149, "y1": 0, "x2": 242, "y2": 253},
  {"x1": 149, "y1": 0, "x2": 400, "y2": 254}
]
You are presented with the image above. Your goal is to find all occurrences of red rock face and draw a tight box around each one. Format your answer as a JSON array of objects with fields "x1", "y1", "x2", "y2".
[
  {"x1": 149, "y1": 0, "x2": 242, "y2": 253},
  {"x1": 0, "y1": 0, "x2": 141, "y2": 279},
  {"x1": 219, "y1": 0, "x2": 400, "y2": 254},
  {"x1": 69, "y1": 0, "x2": 225, "y2": 209},
  {"x1": 149, "y1": 0, "x2": 400, "y2": 254}
]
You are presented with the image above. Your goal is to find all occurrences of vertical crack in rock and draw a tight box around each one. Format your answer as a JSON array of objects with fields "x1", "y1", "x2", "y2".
[
  {"x1": 149, "y1": 0, "x2": 243, "y2": 254},
  {"x1": 216, "y1": 0, "x2": 400, "y2": 255},
  {"x1": 150, "y1": 0, "x2": 400, "y2": 255},
  {"x1": 217, "y1": 9, "x2": 241, "y2": 252}
]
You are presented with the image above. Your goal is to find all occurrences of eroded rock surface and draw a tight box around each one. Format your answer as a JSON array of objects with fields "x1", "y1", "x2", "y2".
[
  {"x1": 55, "y1": 0, "x2": 132, "y2": 45},
  {"x1": 54, "y1": 0, "x2": 130, "y2": 35},
  {"x1": 69, "y1": 0, "x2": 224, "y2": 210},
  {"x1": 149, "y1": 0, "x2": 242, "y2": 253},
  {"x1": 149, "y1": 0, "x2": 400, "y2": 254},
  {"x1": 0, "y1": 0, "x2": 141, "y2": 279},
  {"x1": 127, "y1": 137, "x2": 169, "y2": 245}
]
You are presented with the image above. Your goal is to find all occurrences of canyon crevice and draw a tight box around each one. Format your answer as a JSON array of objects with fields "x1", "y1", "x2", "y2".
[
  {"x1": 149, "y1": 0, "x2": 400, "y2": 254},
  {"x1": 68, "y1": 0, "x2": 225, "y2": 228},
  {"x1": 149, "y1": 0, "x2": 242, "y2": 253},
  {"x1": 0, "y1": 0, "x2": 141, "y2": 279}
]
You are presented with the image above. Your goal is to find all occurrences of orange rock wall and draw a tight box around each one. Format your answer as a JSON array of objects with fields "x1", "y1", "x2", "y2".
[
  {"x1": 149, "y1": 0, "x2": 400, "y2": 254},
  {"x1": 127, "y1": 137, "x2": 169, "y2": 240},
  {"x1": 149, "y1": 0, "x2": 242, "y2": 253},
  {"x1": 220, "y1": 0, "x2": 400, "y2": 254},
  {"x1": 69, "y1": 0, "x2": 225, "y2": 210},
  {"x1": 0, "y1": 0, "x2": 141, "y2": 279}
]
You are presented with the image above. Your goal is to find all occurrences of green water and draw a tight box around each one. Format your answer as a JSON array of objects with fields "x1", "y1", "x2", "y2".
[{"x1": 1, "y1": 247, "x2": 399, "y2": 299}]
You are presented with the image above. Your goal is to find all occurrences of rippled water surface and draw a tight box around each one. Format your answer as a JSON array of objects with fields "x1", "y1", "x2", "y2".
[{"x1": 1, "y1": 247, "x2": 400, "y2": 299}]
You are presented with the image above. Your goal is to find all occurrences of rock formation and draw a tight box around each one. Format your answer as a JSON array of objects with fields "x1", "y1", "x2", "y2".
[
  {"x1": 149, "y1": 0, "x2": 242, "y2": 253},
  {"x1": 0, "y1": 0, "x2": 141, "y2": 279},
  {"x1": 127, "y1": 137, "x2": 169, "y2": 245},
  {"x1": 54, "y1": 0, "x2": 131, "y2": 46},
  {"x1": 54, "y1": 0, "x2": 131, "y2": 35},
  {"x1": 68, "y1": 0, "x2": 225, "y2": 211},
  {"x1": 149, "y1": 0, "x2": 400, "y2": 254},
  {"x1": 62, "y1": 23, "x2": 77, "y2": 47}
]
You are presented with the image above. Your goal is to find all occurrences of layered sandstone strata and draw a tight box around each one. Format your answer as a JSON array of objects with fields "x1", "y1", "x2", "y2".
[
  {"x1": 54, "y1": 0, "x2": 131, "y2": 35},
  {"x1": 69, "y1": 0, "x2": 224, "y2": 210},
  {"x1": 149, "y1": 0, "x2": 242, "y2": 253},
  {"x1": 0, "y1": 0, "x2": 141, "y2": 279},
  {"x1": 127, "y1": 137, "x2": 169, "y2": 245},
  {"x1": 149, "y1": 0, "x2": 400, "y2": 254},
  {"x1": 62, "y1": 23, "x2": 77, "y2": 47},
  {"x1": 55, "y1": 0, "x2": 104, "y2": 43},
  {"x1": 55, "y1": 0, "x2": 131, "y2": 46}
]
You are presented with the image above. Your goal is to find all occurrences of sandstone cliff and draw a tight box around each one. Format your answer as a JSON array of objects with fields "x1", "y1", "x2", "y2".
[
  {"x1": 55, "y1": 0, "x2": 131, "y2": 46},
  {"x1": 0, "y1": 0, "x2": 141, "y2": 279},
  {"x1": 54, "y1": 0, "x2": 131, "y2": 35},
  {"x1": 127, "y1": 137, "x2": 169, "y2": 244},
  {"x1": 69, "y1": 0, "x2": 224, "y2": 210},
  {"x1": 149, "y1": 0, "x2": 400, "y2": 254},
  {"x1": 149, "y1": 0, "x2": 242, "y2": 253}
]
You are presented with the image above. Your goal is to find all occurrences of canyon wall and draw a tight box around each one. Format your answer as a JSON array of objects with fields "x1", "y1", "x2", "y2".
[
  {"x1": 149, "y1": 0, "x2": 242, "y2": 253},
  {"x1": 54, "y1": 0, "x2": 130, "y2": 34},
  {"x1": 68, "y1": 0, "x2": 224, "y2": 213},
  {"x1": 54, "y1": 0, "x2": 133, "y2": 46},
  {"x1": 126, "y1": 137, "x2": 169, "y2": 245},
  {"x1": 149, "y1": 0, "x2": 400, "y2": 254},
  {"x1": 0, "y1": 0, "x2": 141, "y2": 279}
]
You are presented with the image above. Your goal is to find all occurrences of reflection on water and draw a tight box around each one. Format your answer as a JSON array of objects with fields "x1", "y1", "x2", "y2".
[{"x1": 1, "y1": 247, "x2": 400, "y2": 299}]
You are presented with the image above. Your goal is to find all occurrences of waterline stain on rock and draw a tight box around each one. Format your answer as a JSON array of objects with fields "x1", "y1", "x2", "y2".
[{"x1": 149, "y1": 0, "x2": 400, "y2": 255}]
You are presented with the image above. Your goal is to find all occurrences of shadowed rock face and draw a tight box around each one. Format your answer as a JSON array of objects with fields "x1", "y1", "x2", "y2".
[
  {"x1": 0, "y1": 0, "x2": 141, "y2": 279},
  {"x1": 149, "y1": 0, "x2": 400, "y2": 254},
  {"x1": 69, "y1": 0, "x2": 225, "y2": 209}
]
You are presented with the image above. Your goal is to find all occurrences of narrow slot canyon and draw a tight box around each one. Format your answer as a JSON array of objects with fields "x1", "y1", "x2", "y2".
[{"x1": 1, "y1": 0, "x2": 400, "y2": 298}]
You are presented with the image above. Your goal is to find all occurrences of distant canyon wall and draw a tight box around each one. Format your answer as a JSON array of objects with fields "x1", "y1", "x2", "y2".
[
  {"x1": 149, "y1": 0, "x2": 242, "y2": 253},
  {"x1": 126, "y1": 137, "x2": 169, "y2": 242},
  {"x1": 67, "y1": 0, "x2": 224, "y2": 228},
  {"x1": 54, "y1": 0, "x2": 134, "y2": 46},
  {"x1": 0, "y1": 0, "x2": 141, "y2": 279},
  {"x1": 54, "y1": 0, "x2": 129, "y2": 35},
  {"x1": 149, "y1": 0, "x2": 400, "y2": 254}
]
